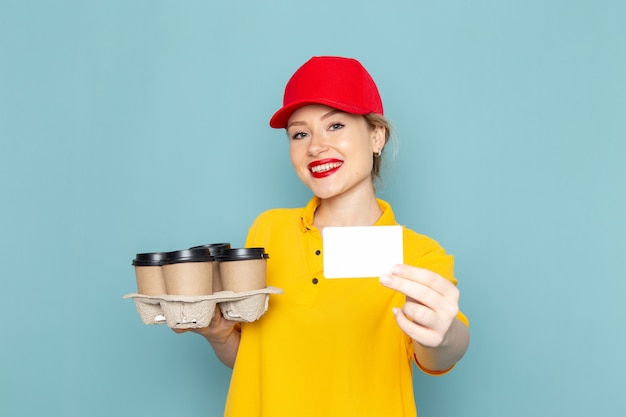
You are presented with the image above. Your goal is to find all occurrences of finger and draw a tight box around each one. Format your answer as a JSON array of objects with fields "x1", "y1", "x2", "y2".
[
  {"x1": 402, "y1": 300, "x2": 437, "y2": 329},
  {"x1": 381, "y1": 265, "x2": 459, "y2": 298},
  {"x1": 403, "y1": 298, "x2": 459, "y2": 336},
  {"x1": 380, "y1": 274, "x2": 443, "y2": 309},
  {"x1": 392, "y1": 307, "x2": 445, "y2": 348},
  {"x1": 210, "y1": 305, "x2": 223, "y2": 326},
  {"x1": 389, "y1": 265, "x2": 458, "y2": 296}
]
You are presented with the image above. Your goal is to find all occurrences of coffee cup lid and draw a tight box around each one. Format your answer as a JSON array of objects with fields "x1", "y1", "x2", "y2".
[
  {"x1": 163, "y1": 247, "x2": 214, "y2": 264},
  {"x1": 215, "y1": 247, "x2": 269, "y2": 262},
  {"x1": 132, "y1": 252, "x2": 167, "y2": 266},
  {"x1": 189, "y1": 243, "x2": 231, "y2": 256}
]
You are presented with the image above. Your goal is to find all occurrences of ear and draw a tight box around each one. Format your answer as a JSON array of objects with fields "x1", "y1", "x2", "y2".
[{"x1": 371, "y1": 125, "x2": 387, "y2": 153}]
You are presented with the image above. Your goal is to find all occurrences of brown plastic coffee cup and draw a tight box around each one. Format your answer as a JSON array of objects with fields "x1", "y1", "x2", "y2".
[
  {"x1": 216, "y1": 247, "x2": 269, "y2": 293},
  {"x1": 132, "y1": 252, "x2": 167, "y2": 295},
  {"x1": 162, "y1": 248, "x2": 214, "y2": 296},
  {"x1": 189, "y1": 243, "x2": 231, "y2": 292}
]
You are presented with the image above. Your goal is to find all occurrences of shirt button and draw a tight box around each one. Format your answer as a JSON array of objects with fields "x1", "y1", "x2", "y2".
[
  {"x1": 315, "y1": 250, "x2": 321, "y2": 255},
  {"x1": 312, "y1": 278, "x2": 319, "y2": 284}
]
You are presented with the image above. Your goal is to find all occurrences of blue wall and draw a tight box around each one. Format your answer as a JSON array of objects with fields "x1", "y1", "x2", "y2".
[{"x1": 1, "y1": 1, "x2": 624, "y2": 416}]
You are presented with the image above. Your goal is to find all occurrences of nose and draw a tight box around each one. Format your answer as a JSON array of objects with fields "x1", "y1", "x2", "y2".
[{"x1": 306, "y1": 131, "x2": 328, "y2": 157}]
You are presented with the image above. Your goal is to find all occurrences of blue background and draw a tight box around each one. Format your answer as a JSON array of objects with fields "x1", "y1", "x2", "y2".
[{"x1": 1, "y1": 1, "x2": 624, "y2": 416}]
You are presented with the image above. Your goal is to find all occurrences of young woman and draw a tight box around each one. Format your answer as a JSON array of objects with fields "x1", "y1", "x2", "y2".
[{"x1": 184, "y1": 56, "x2": 469, "y2": 417}]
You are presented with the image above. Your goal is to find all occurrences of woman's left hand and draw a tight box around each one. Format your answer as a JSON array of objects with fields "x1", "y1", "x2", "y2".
[{"x1": 379, "y1": 264, "x2": 460, "y2": 349}]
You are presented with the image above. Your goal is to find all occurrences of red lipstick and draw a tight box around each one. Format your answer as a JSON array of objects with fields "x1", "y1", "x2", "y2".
[{"x1": 308, "y1": 158, "x2": 343, "y2": 179}]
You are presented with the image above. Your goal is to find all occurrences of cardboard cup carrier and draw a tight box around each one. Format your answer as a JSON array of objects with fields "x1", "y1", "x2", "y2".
[{"x1": 126, "y1": 246, "x2": 279, "y2": 328}]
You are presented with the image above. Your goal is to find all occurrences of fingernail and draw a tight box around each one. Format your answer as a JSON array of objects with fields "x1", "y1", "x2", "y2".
[
  {"x1": 392, "y1": 307, "x2": 400, "y2": 316},
  {"x1": 379, "y1": 274, "x2": 392, "y2": 285}
]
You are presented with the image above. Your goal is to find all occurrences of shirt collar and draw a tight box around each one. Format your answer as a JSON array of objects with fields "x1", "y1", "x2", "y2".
[{"x1": 300, "y1": 196, "x2": 398, "y2": 231}]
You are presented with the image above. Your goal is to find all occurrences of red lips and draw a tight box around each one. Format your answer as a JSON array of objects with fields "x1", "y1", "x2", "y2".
[{"x1": 308, "y1": 158, "x2": 344, "y2": 179}]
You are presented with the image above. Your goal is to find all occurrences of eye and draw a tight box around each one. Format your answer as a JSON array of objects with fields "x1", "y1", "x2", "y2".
[
  {"x1": 329, "y1": 123, "x2": 344, "y2": 131},
  {"x1": 290, "y1": 131, "x2": 308, "y2": 140}
]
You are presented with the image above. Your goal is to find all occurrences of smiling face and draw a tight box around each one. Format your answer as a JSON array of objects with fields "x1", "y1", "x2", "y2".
[{"x1": 286, "y1": 104, "x2": 385, "y2": 201}]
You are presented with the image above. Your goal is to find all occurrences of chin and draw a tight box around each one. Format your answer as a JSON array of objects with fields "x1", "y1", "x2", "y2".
[{"x1": 310, "y1": 187, "x2": 343, "y2": 200}]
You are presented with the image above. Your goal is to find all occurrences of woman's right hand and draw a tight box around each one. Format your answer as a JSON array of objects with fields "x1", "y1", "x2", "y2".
[
  {"x1": 173, "y1": 305, "x2": 239, "y2": 344},
  {"x1": 172, "y1": 305, "x2": 241, "y2": 368}
]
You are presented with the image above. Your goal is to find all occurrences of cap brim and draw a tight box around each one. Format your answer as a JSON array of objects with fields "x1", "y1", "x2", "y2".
[{"x1": 269, "y1": 99, "x2": 375, "y2": 129}]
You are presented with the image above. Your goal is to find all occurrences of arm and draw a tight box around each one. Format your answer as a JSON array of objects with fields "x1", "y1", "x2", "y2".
[
  {"x1": 173, "y1": 305, "x2": 241, "y2": 368},
  {"x1": 380, "y1": 264, "x2": 469, "y2": 372}
]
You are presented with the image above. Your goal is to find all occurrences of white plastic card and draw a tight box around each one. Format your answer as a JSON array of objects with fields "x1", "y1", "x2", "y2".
[{"x1": 322, "y1": 225, "x2": 403, "y2": 278}]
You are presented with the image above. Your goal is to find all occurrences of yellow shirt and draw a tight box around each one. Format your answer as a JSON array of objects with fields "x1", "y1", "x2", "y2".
[{"x1": 224, "y1": 197, "x2": 467, "y2": 417}]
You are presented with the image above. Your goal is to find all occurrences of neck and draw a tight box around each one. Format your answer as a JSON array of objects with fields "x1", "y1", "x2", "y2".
[{"x1": 312, "y1": 188, "x2": 382, "y2": 229}]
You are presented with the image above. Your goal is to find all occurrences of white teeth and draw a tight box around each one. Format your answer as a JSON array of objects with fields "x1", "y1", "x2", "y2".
[{"x1": 311, "y1": 162, "x2": 342, "y2": 173}]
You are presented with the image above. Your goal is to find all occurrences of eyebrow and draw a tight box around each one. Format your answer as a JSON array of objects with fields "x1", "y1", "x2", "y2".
[{"x1": 286, "y1": 109, "x2": 344, "y2": 129}]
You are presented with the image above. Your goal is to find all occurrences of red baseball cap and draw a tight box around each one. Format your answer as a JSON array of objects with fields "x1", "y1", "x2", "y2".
[{"x1": 269, "y1": 56, "x2": 384, "y2": 129}]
